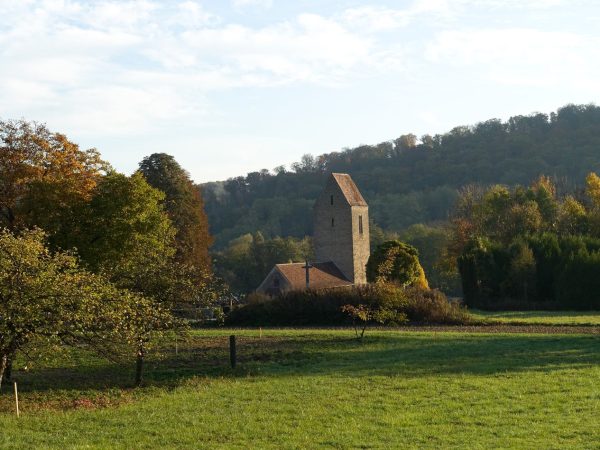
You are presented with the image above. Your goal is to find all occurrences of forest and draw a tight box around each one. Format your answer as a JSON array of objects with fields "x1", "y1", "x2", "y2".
[
  {"x1": 203, "y1": 103, "x2": 600, "y2": 245},
  {"x1": 205, "y1": 104, "x2": 600, "y2": 295}
]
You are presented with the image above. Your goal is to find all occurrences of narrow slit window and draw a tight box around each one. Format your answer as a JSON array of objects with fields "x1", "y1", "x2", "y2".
[
  {"x1": 359, "y1": 215, "x2": 363, "y2": 234},
  {"x1": 331, "y1": 217, "x2": 335, "y2": 227},
  {"x1": 330, "y1": 195, "x2": 334, "y2": 205}
]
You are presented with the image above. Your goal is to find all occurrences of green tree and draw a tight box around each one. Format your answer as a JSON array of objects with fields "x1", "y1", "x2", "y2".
[
  {"x1": 138, "y1": 153, "x2": 213, "y2": 274},
  {"x1": 0, "y1": 229, "x2": 128, "y2": 389},
  {"x1": 71, "y1": 172, "x2": 192, "y2": 382},
  {"x1": 75, "y1": 172, "x2": 175, "y2": 276},
  {"x1": 399, "y1": 224, "x2": 459, "y2": 293},
  {"x1": 214, "y1": 233, "x2": 313, "y2": 293},
  {"x1": 366, "y1": 240, "x2": 428, "y2": 288},
  {"x1": 507, "y1": 241, "x2": 536, "y2": 302}
]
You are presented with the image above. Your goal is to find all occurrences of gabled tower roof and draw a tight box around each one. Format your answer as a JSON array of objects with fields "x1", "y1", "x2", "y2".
[{"x1": 331, "y1": 173, "x2": 367, "y2": 206}]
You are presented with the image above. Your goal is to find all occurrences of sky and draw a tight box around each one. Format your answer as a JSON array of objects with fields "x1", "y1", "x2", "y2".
[{"x1": 1, "y1": 0, "x2": 600, "y2": 183}]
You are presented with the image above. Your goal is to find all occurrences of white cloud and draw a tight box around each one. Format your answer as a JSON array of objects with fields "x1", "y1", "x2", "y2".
[
  {"x1": 341, "y1": 1, "x2": 454, "y2": 32},
  {"x1": 342, "y1": 6, "x2": 411, "y2": 31},
  {"x1": 232, "y1": 0, "x2": 273, "y2": 10},
  {"x1": 339, "y1": 0, "x2": 583, "y2": 33},
  {"x1": 461, "y1": 0, "x2": 565, "y2": 9},
  {"x1": 174, "y1": 14, "x2": 372, "y2": 84},
  {"x1": 426, "y1": 28, "x2": 600, "y2": 89},
  {"x1": 339, "y1": 0, "x2": 570, "y2": 32},
  {"x1": 0, "y1": 1, "x2": 382, "y2": 134}
]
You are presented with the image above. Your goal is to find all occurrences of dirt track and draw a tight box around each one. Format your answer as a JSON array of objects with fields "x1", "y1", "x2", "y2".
[{"x1": 395, "y1": 324, "x2": 600, "y2": 335}]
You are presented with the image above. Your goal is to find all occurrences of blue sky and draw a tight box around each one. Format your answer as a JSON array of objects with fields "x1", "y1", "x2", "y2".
[{"x1": 1, "y1": 0, "x2": 599, "y2": 182}]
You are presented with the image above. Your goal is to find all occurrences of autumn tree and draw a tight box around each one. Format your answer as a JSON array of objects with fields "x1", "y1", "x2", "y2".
[
  {"x1": 558, "y1": 196, "x2": 587, "y2": 235},
  {"x1": 446, "y1": 177, "x2": 559, "y2": 264},
  {"x1": 585, "y1": 172, "x2": 600, "y2": 235},
  {"x1": 507, "y1": 240, "x2": 537, "y2": 302},
  {"x1": 138, "y1": 153, "x2": 212, "y2": 275},
  {"x1": 0, "y1": 119, "x2": 107, "y2": 238}
]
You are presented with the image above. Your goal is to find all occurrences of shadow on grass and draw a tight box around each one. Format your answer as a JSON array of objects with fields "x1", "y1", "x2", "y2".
[
  {"x1": 474, "y1": 310, "x2": 600, "y2": 318},
  {"x1": 3, "y1": 332, "x2": 600, "y2": 399},
  {"x1": 2, "y1": 334, "x2": 339, "y2": 396},
  {"x1": 279, "y1": 333, "x2": 600, "y2": 378}
]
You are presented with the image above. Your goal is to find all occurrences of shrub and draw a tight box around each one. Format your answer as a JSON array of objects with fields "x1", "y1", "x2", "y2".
[
  {"x1": 226, "y1": 284, "x2": 469, "y2": 326},
  {"x1": 402, "y1": 287, "x2": 470, "y2": 324},
  {"x1": 341, "y1": 304, "x2": 374, "y2": 339}
]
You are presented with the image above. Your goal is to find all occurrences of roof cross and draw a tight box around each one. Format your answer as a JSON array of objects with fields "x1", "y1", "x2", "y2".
[{"x1": 301, "y1": 260, "x2": 313, "y2": 289}]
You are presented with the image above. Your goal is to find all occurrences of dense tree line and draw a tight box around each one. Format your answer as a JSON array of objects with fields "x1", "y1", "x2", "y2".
[
  {"x1": 203, "y1": 104, "x2": 600, "y2": 249},
  {"x1": 450, "y1": 174, "x2": 600, "y2": 309}
]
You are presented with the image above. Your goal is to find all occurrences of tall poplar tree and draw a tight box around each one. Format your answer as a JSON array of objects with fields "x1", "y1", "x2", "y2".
[{"x1": 138, "y1": 153, "x2": 213, "y2": 274}]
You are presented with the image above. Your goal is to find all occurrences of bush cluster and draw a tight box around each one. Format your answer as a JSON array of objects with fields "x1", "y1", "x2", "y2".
[{"x1": 226, "y1": 284, "x2": 469, "y2": 326}]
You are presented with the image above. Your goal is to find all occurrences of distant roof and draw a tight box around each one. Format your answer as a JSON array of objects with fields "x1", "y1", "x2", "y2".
[
  {"x1": 331, "y1": 173, "x2": 367, "y2": 206},
  {"x1": 276, "y1": 261, "x2": 352, "y2": 290}
]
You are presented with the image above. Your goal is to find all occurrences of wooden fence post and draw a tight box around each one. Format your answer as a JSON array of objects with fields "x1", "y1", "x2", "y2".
[
  {"x1": 14, "y1": 382, "x2": 19, "y2": 417},
  {"x1": 229, "y1": 335, "x2": 236, "y2": 369}
]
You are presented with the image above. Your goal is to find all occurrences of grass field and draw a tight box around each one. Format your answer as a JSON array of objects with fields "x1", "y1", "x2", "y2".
[
  {"x1": 470, "y1": 310, "x2": 600, "y2": 326},
  {"x1": 0, "y1": 328, "x2": 599, "y2": 449}
]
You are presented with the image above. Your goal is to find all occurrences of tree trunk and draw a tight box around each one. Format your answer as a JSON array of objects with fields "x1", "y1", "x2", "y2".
[
  {"x1": 0, "y1": 353, "x2": 8, "y2": 392},
  {"x1": 359, "y1": 324, "x2": 367, "y2": 340},
  {"x1": 135, "y1": 345, "x2": 145, "y2": 387},
  {"x1": 4, "y1": 206, "x2": 15, "y2": 231},
  {"x1": 4, "y1": 358, "x2": 12, "y2": 383}
]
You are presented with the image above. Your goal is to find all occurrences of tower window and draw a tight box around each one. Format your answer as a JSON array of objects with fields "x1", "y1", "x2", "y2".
[
  {"x1": 331, "y1": 217, "x2": 335, "y2": 227},
  {"x1": 359, "y1": 215, "x2": 363, "y2": 234},
  {"x1": 330, "y1": 195, "x2": 333, "y2": 205}
]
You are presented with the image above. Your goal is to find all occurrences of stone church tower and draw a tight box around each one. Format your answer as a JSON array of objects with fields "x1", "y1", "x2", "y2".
[{"x1": 313, "y1": 173, "x2": 370, "y2": 284}]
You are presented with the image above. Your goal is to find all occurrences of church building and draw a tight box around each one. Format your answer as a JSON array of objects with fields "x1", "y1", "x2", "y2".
[{"x1": 256, "y1": 173, "x2": 370, "y2": 294}]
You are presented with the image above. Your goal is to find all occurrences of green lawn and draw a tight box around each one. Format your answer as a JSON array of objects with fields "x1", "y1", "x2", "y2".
[
  {"x1": 0, "y1": 328, "x2": 599, "y2": 449},
  {"x1": 470, "y1": 310, "x2": 600, "y2": 325}
]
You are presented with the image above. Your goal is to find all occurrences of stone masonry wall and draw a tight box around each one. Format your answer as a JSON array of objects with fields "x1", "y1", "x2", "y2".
[
  {"x1": 350, "y1": 205, "x2": 369, "y2": 284},
  {"x1": 313, "y1": 176, "x2": 369, "y2": 284}
]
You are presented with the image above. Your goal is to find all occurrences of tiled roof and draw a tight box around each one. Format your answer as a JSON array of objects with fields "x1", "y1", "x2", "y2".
[
  {"x1": 331, "y1": 173, "x2": 367, "y2": 206},
  {"x1": 276, "y1": 261, "x2": 352, "y2": 290}
]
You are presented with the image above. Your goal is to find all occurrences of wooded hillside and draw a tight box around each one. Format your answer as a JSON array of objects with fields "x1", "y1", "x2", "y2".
[{"x1": 202, "y1": 104, "x2": 600, "y2": 248}]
